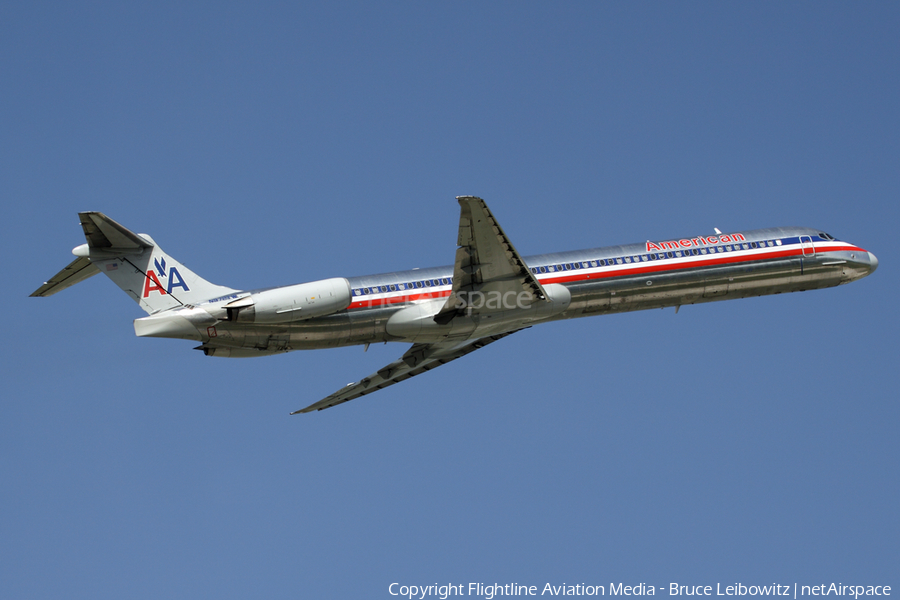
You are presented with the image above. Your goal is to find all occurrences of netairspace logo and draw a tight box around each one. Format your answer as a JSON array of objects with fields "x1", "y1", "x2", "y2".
[{"x1": 387, "y1": 583, "x2": 892, "y2": 600}]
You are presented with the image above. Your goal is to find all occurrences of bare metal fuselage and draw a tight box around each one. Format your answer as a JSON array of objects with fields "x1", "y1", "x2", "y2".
[
  {"x1": 183, "y1": 226, "x2": 876, "y2": 356},
  {"x1": 33, "y1": 205, "x2": 877, "y2": 412}
]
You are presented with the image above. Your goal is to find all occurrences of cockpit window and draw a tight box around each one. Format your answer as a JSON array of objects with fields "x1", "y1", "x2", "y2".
[{"x1": 819, "y1": 232, "x2": 835, "y2": 240}]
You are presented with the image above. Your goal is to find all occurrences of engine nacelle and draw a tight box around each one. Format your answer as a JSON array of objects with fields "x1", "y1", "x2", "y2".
[
  {"x1": 385, "y1": 282, "x2": 572, "y2": 342},
  {"x1": 225, "y1": 277, "x2": 351, "y2": 323}
]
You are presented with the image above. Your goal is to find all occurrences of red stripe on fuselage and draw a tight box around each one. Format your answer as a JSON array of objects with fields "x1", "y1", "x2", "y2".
[{"x1": 346, "y1": 244, "x2": 864, "y2": 310}]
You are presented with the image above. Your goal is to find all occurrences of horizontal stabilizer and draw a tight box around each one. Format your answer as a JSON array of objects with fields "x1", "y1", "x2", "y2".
[
  {"x1": 30, "y1": 256, "x2": 100, "y2": 297},
  {"x1": 79, "y1": 211, "x2": 154, "y2": 249},
  {"x1": 31, "y1": 212, "x2": 236, "y2": 312}
]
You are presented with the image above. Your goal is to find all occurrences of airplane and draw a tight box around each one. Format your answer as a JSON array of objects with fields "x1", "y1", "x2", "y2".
[{"x1": 32, "y1": 196, "x2": 878, "y2": 414}]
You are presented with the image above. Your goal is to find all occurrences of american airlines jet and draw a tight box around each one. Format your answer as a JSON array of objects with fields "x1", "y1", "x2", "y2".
[{"x1": 32, "y1": 197, "x2": 878, "y2": 413}]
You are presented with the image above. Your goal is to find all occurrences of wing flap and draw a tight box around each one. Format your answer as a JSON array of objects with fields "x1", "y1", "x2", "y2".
[{"x1": 292, "y1": 331, "x2": 519, "y2": 414}]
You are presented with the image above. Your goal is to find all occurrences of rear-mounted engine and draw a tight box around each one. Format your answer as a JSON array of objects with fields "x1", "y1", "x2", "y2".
[{"x1": 223, "y1": 277, "x2": 351, "y2": 323}]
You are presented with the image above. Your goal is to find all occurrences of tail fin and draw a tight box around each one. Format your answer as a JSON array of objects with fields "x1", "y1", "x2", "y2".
[{"x1": 32, "y1": 212, "x2": 237, "y2": 314}]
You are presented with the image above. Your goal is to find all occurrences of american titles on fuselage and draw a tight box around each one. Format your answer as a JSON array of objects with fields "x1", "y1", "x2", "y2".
[
  {"x1": 647, "y1": 232, "x2": 747, "y2": 252},
  {"x1": 32, "y1": 202, "x2": 876, "y2": 414},
  {"x1": 344, "y1": 232, "x2": 828, "y2": 311}
]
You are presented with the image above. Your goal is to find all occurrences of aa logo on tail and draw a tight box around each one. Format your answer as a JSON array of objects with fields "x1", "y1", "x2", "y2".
[{"x1": 142, "y1": 257, "x2": 190, "y2": 297}]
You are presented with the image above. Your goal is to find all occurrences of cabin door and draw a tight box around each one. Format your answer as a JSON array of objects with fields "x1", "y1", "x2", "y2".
[{"x1": 800, "y1": 235, "x2": 815, "y2": 256}]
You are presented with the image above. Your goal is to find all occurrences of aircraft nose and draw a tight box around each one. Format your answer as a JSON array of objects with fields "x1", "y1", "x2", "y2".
[{"x1": 867, "y1": 251, "x2": 878, "y2": 274}]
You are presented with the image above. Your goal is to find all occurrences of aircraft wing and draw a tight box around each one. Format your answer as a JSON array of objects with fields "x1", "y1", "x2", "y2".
[
  {"x1": 434, "y1": 196, "x2": 549, "y2": 324},
  {"x1": 292, "y1": 330, "x2": 520, "y2": 414},
  {"x1": 30, "y1": 256, "x2": 100, "y2": 297}
]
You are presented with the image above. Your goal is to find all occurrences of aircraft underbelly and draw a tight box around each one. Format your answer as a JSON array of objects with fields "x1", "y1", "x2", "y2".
[
  {"x1": 564, "y1": 257, "x2": 844, "y2": 318},
  {"x1": 198, "y1": 256, "x2": 848, "y2": 354}
]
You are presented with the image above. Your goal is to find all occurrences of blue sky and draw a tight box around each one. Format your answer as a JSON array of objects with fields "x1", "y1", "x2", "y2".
[{"x1": 2, "y1": 3, "x2": 898, "y2": 598}]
